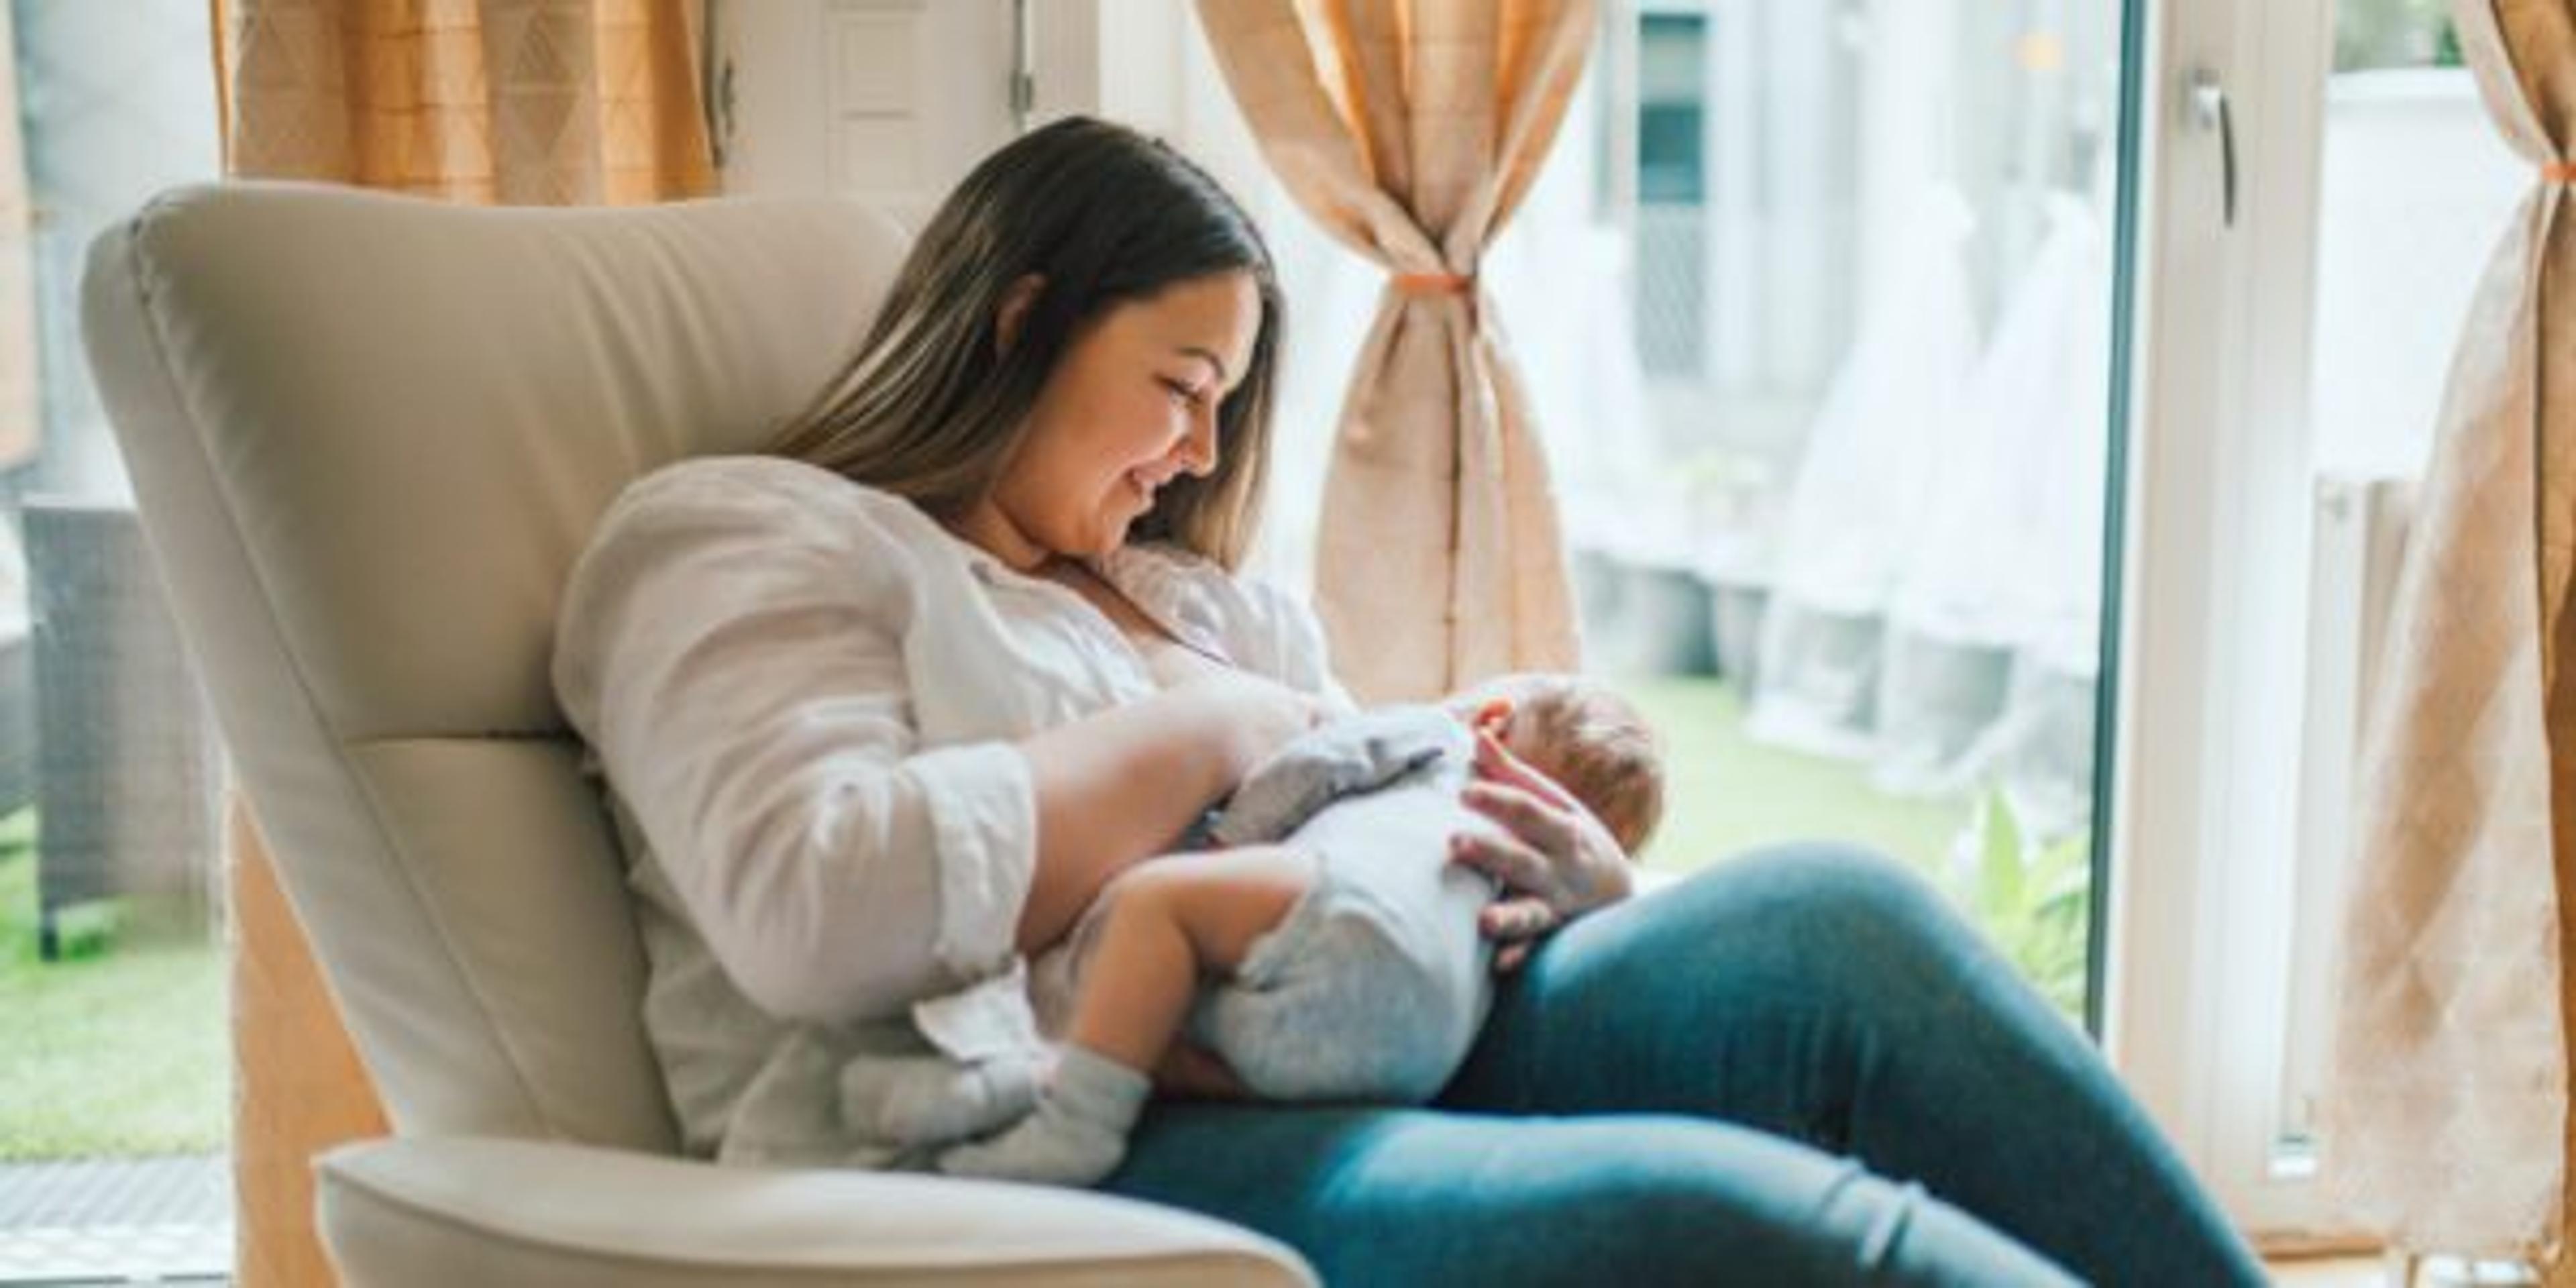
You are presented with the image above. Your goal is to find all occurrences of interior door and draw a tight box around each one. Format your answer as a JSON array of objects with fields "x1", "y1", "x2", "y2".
[{"x1": 710, "y1": 0, "x2": 1018, "y2": 222}]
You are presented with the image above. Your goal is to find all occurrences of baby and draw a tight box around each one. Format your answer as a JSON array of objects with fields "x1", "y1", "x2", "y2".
[{"x1": 869, "y1": 672, "x2": 1664, "y2": 1186}]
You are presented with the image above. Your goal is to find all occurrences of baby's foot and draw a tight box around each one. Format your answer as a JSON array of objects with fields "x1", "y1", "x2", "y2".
[
  {"x1": 935, "y1": 1046, "x2": 1149, "y2": 1187},
  {"x1": 839, "y1": 1052, "x2": 1044, "y2": 1147},
  {"x1": 935, "y1": 1098, "x2": 1130, "y2": 1186}
]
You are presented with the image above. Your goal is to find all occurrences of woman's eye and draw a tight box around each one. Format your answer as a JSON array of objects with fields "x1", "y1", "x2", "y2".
[{"x1": 1162, "y1": 379, "x2": 1208, "y2": 409}]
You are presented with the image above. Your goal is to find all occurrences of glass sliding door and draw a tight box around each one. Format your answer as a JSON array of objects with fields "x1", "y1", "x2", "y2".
[
  {"x1": 0, "y1": 2, "x2": 231, "y2": 1281},
  {"x1": 1567, "y1": 0, "x2": 2139, "y2": 1029},
  {"x1": 1177, "y1": 0, "x2": 2145, "y2": 1036}
]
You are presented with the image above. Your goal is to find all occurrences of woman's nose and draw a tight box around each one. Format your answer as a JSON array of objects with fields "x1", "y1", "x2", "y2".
[{"x1": 1175, "y1": 407, "x2": 1218, "y2": 476}]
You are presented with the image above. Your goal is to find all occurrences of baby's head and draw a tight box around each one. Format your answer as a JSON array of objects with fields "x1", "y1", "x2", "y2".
[{"x1": 1444, "y1": 674, "x2": 1666, "y2": 857}]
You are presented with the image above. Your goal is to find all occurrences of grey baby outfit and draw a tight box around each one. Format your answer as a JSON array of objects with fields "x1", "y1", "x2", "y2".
[
  {"x1": 837, "y1": 706, "x2": 1509, "y2": 1185},
  {"x1": 1031, "y1": 704, "x2": 1503, "y2": 1103}
]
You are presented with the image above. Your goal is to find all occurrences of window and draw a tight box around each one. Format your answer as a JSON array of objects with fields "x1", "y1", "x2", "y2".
[
  {"x1": 1633, "y1": 12, "x2": 1707, "y2": 376},
  {"x1": 1185, "y1": 0, "x2": 2141, "y2": 1028},
  {"x1": 0, "y1": 3, "x2": 229, "y2": 1281},
  {"x1": 1574, "y1": 0, "x2": 2132, "y2": 1025}
]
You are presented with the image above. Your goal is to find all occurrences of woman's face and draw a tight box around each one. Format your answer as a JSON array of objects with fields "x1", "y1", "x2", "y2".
[{"x1": 976, "y1": 270, "x2": 1261, "y2": 566}]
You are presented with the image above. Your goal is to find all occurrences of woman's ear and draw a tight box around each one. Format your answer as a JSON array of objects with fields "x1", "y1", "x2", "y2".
[{"x1": 994, "y1": 273, "x2": 1047, "y2": 357}]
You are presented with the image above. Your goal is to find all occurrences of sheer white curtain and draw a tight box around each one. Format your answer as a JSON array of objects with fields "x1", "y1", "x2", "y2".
[{"x1": 1733, "y1": 0, "x2": 2116, "y2": 839}]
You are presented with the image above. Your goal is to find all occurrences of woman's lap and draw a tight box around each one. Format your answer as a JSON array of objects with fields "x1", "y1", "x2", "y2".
[
  {"x1": 1104, "y1": 1102, "x2": 2074, "y2": 1286},
  {"x1": 1098, "y1": 843, "x2": 2265, "y2": 1287}
]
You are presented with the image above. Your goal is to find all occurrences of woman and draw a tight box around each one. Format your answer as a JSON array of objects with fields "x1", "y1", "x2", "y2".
[{"x1": 552, "y1": 116, "x2": 2264, "y2": 1285}]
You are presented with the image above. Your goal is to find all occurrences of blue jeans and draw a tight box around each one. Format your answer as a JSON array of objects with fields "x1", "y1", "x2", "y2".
[{"x1": 1099, "y1": 845, "x2": 2264, "y2": 1287}]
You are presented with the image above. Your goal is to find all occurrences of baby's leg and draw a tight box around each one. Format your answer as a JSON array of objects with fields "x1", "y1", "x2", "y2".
[
  {"x1": 1067, "y1": 845, "x2": 1316, "y2": 1072},
  {"x1": 1190, "y1": 896, "x2": 1487, "y2": 1104},
  {"x1": 938, "y1": 845, "x2": 1314, "y2": 1186}
]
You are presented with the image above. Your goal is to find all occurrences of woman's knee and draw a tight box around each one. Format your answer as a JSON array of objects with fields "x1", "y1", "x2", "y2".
[
  {"x1": 1648, "y1": 841, "x2": 1955, "y2": 947},
  {"x1": 1718, "y1": 843, "x2": 1956, "y2": 936},
  {"x1": 1607, "y1": 842, "x2": 1984, "y2": 1012}
]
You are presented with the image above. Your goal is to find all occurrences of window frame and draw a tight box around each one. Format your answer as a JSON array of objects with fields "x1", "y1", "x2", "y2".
[{"x1": 2104, "y1": 0, "x2": 2355, "y2": 1238}]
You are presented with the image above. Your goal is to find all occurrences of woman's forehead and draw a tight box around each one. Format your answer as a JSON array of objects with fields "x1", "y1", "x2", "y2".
[{"x1": 1122, "y1": 273, "x2": 1258, "y2": 378}]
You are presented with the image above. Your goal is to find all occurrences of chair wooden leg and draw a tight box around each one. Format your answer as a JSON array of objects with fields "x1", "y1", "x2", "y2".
[{"x1": 230, "y1": 798, "x2": 388, "y2": 1288}]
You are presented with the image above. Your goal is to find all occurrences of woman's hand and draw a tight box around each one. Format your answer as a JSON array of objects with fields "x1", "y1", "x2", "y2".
[{"x1": 1451, "y1": 728, "x2": 1636, "y2": 973}]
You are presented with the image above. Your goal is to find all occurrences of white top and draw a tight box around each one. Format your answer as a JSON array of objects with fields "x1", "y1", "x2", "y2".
[{"x1": 551, "y1": 454, "x2": 1348, "y2": 1163}]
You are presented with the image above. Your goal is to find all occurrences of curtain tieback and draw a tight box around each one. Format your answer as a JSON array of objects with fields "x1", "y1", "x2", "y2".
[
  {"x1": 1391, "y1": 271, "x2": 1475, "y2": 297},
  {"x1": 2545, "y1": 160, "x2": 2576, "y2": 183}
]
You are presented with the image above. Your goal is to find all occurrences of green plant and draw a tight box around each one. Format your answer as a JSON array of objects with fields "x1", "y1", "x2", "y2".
[{"x1": 1944, "y1": 788, "x2": 2089, "y2": 1020}]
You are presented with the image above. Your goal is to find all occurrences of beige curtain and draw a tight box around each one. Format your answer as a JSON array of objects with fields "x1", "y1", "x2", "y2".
[
  {"x1": 1194, "y1": 0, "x2": 1591, "y2": 702},
  {"x1": 209, "y1": 7, "x2": 711, "y2": 1281},
  {"x1": 215, "y1": 0, "x2": 714, "y2": 204},
  {"x1": 2322, "y1": 0, "x2": 2576, "y2": 1276},
  {"x1": 0, "y1": 2, "x2": 36, "y2": 470}
]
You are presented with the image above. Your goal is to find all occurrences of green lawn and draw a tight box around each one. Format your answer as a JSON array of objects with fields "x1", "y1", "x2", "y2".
[
  {"x1": 1611, "y1": 676, "x2": 2088, "y2": 1021},
  {"x1": 0, "y1": 809, "x2": 228, "y2": 1161},
  {"x1": 1609, "y1": 675, "x2": 1974, "y2": 877},
  {"x1": 0, "y1": 677, "x2": 2002, "y2": 1161}
]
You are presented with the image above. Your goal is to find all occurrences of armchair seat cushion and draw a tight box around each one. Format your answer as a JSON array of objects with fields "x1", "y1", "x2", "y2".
[{"x1": 317, "y1": 1136, "x2": 1313, "y2": 1287}]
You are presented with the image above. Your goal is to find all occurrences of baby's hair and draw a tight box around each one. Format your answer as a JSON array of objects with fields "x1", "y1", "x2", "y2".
[{"x1": 1504, "y1": 680, "x2": 1666, "y2": 859}]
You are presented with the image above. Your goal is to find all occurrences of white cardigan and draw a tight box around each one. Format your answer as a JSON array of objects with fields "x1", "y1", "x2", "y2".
[{"x1": 552, "y1": 454, "x2": 1347, "y2": 1163}]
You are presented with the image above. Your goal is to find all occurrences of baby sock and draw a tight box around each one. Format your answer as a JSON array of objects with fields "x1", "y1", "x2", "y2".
[
  {"x1": 839, "y1": 1051, "x2": 1045, "y2": 1147},
  {"x1": 935, "y1": 1045, "x2": 1150, "y2": 1187}
]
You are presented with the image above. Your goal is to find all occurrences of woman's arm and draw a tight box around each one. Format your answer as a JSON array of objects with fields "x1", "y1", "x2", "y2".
[
  {"x1": 1014, "y1": 670, "x2": 1317, "y2": 953},
  {"x1": 557, "y1": 462, "x2": 1059, "y2": 1023}
]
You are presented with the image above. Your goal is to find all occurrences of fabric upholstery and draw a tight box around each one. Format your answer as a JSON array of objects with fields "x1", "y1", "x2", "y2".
[
  {"x1": 315, "y1": 1136, "x2": 1310, "y2": 1287},
  {"x1": 0, "y1": 4, "x2": 32, "y2": 468},
  {"x1": 207, "y1": 13, "x2": 720, "y2": 1271},
  {"x1": 212, "y1": 0, "x2": 714, "y2": 205},
  {"x1": 80, "y1": 182, "x2": 896, "y2": 1145}
]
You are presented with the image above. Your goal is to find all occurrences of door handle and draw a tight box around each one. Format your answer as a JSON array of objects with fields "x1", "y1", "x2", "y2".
[{"x1": 2190, "y1": 69, "x2": 2238, "y2": 229}]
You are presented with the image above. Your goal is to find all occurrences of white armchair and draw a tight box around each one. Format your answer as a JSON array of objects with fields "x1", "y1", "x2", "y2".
[{"x1": 80, "y1": 182, "x2": 1314, "y2": 1287}]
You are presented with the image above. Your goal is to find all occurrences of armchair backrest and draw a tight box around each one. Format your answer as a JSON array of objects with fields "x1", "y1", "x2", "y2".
[{"x1": 81, "y1": 182, "x2": 907, "y2": 1148}]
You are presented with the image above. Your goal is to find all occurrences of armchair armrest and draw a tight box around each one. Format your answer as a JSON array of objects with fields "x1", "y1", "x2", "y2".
[{"x1": 315, "y1": 1136, "x2": 1316, "y2": 1287}]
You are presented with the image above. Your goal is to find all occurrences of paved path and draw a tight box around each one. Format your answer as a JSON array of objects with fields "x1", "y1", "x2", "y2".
[{"x1": 0, "y1": 1155, "x2": 227, "y2": 1283}]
